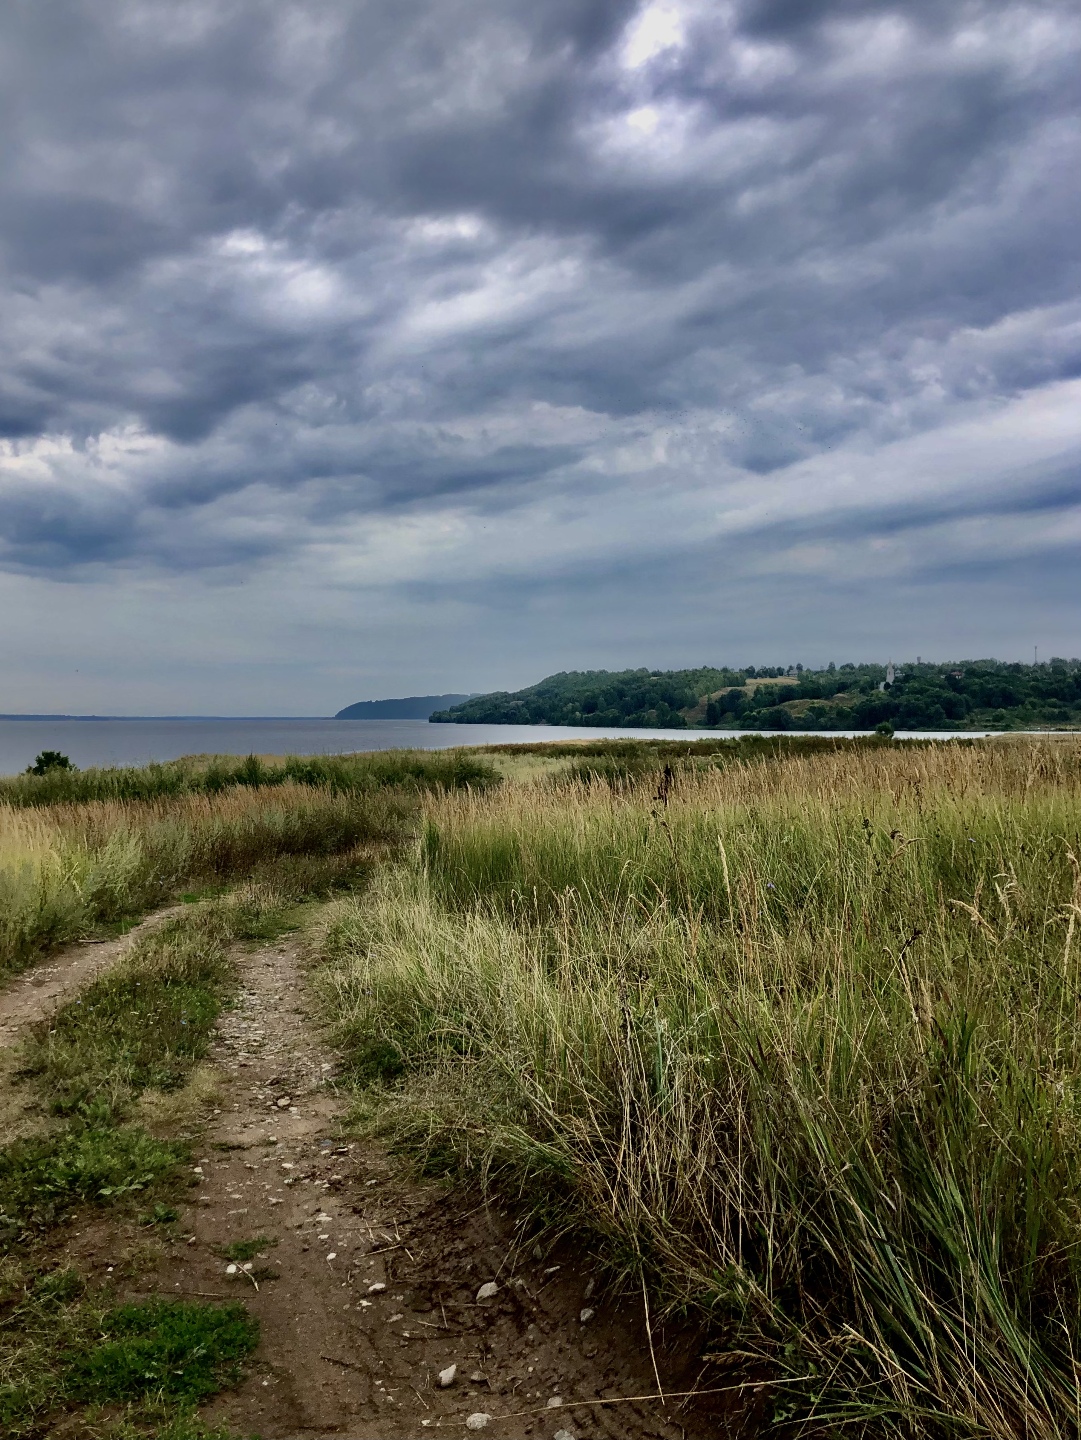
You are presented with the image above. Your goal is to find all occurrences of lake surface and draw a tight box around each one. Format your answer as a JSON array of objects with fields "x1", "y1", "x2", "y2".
[{"x1": 0, "y1": 716, "x2": 1003, "y2": 776}]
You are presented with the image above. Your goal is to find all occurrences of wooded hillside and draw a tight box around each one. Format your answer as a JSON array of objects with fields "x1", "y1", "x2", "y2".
[{"x1": 430, "y1": 660, "x2": 1081, "y2": 730}]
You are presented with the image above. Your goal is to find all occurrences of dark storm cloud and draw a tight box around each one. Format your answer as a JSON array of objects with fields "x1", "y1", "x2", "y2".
[{"x1": 0, "y1": 0, "x2": 1079, "y2": 615}]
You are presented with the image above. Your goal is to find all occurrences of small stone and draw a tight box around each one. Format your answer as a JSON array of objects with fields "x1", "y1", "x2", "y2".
[
  {"x1": 438, "y1": 1363, "x2": 457, "y2": 1387},
  {"x1": 327, "y1": 1252, "x2": 337, "y2": 1261},
  {"x1": 583, "y1": 1279, "x2": 595, "y2": 1299},
  {"x1": 547, "y1": 1395, "x2": 563, "y2": 1407},
  {"x1": 579, "y1": 1307, "x2": 595, "y2": 1323},
  {"x1": 554, "y1": 1430, "x2": 576, "y2": 1440},
  {"x1": 276, "y1": 1097, "x2": 291, "y2": 1108},
  {"x1": 465, "y1": 1414, "x2": 491, "y2": 1430},
  {"x1": 225, "y1": 1263, "x2": 238, "y2": 1275},
  {"x1": 368, "y1": 1282, "x2": 386, "y2": 1293},
  {"x1": 476, "y1": 1281, "x2": 499, "y2": 1302},
  {"x1": 241, "y1": 1262, "x2": 253, "y2": 1272}
]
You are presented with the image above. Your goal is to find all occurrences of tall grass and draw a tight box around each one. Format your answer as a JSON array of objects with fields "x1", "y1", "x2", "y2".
[
  {"x1": 0, "y1": 748, "x2": 498, "y2": 808},
  {"x1": 0, "y1": 783, "x2": 402, "y2": 976},
  {"x1": 322, "y1": 739, "x2": 1081, "y2": 1437}
]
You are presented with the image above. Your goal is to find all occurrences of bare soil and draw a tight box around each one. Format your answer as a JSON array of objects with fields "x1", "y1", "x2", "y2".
[{"x1": 3, "y1": 920, "x2": 744, "y2": 1439}]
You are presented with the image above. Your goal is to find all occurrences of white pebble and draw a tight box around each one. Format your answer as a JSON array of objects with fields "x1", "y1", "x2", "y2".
[
  {"x1": 579, "y1": 1306, "x2": 595, "y2": 1323},
  {"x1": 438, "y1": 1363, "x2": 457, "y2": 1388},
  {"x1": 547, "y1": 1395, "x2": 564, "y2": 1407},
  {"x1": 465, "y1": 1414, "x2": 491, "y2": 1430},
  {"x1": 554, "y1": 1431, "x2": 576, "y2": 1440},
  {"x1": 225, "y1": 1264, "x2": 238, "y2": 1275},
  {"x1": 368, "y1": 1282, "x2": 386, "y2": 1293},
  {"x1": 327, "y1": 1252, "x2": 337, "y2": 1261},
  {"x1": 476, "y1": 1281, "x2": 499, "y2": 1301}
]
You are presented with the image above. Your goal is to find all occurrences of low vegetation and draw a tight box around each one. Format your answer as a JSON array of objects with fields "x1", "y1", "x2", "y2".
[
  {"x1": 0, "y1": 884, "x2": 331, "y2": 1435},
  {"x1": 432, "y1": 658, "x2": 1081, "y2": 730},
  {"x1": 0, "y1": 1269, "x2": 255, "y2": 1439},
  {"x1": 0, "y1": 753, "x2": 503, "y2": 1435},
  {"x1": 321, "y1": 736, "x2": 1081, "y2": 1437}
]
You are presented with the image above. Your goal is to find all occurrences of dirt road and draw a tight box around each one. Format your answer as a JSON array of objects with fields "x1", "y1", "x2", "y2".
[{"x1": 3, "y1": 921, "x2": 734, "y2": 1438}]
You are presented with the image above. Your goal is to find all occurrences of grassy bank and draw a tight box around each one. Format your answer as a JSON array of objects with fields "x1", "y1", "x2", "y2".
[
  {"x1": 321, "y1": 738, "x2": 1081, "y2": 1437},
  {"x1": 0, "y1": 749, "x2": 498, "y2": 978}
]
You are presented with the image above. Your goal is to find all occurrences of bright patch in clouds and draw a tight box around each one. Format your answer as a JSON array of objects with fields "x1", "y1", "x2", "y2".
[{"x1": 621, "y1": 1, "x2": 688, "y2": 69}]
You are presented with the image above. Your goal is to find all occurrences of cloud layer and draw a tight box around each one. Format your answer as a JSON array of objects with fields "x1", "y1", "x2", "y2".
[{"x1": 1, "y1": 0, "x2": 1079, "y2": 710}]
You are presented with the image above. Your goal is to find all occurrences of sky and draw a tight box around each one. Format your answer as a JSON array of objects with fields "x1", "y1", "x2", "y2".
[{"x1": 1, "y1": 0, "x2": 1079, "y2": 714}]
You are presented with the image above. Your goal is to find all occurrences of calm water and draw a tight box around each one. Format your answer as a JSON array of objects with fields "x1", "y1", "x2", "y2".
[{"x1": 0, "y1": 717, "x2": 1003, "y2": 776}]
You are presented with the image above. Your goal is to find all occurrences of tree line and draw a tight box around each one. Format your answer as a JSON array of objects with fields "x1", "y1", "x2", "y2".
[{"x1": 430, "y1": 659, "x2": 1081, "y2": 730}]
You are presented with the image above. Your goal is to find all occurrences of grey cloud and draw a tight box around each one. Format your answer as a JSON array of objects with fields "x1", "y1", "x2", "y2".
[{"x1": 0, "y1": 0, "x2": 1078, "y2": 695}]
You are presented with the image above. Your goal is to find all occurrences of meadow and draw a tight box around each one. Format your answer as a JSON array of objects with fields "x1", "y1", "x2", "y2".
[
  {"x1": 0, "y1": 749, "x2": 497, "y2": 976},
  {"x1": 321, "y1": 737, "x2": 1081, "y2": 1437}
]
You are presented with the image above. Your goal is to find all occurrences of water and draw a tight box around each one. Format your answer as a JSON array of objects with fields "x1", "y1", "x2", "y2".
[{"x1": 0, "y1": 716, "x2": 1008, "y2": 777}]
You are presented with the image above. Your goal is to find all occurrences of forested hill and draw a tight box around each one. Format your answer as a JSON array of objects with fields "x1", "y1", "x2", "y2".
[
  {"x1": 430, "y1": 661, "x2": 1081, "y2": 731},
  {"x1": 336, "y1": 694, "x2": 473, "y2": 719}
]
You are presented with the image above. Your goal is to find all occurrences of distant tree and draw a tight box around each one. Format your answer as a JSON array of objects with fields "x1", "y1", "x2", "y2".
[
  {"x1": 27, "y1": 750, "x2": 75, "y2": 775},
  {"x1": 875, "y1": 721, "x2": 895, "y2": 739}
]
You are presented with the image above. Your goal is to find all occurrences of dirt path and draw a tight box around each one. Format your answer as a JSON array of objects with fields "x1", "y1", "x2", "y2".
[
  {"x1": 10, "y1": 916, "x2": 733, "y2": 1437},
  {"x1": 153, "y1": 932, "x2": 729, "y2": 1439},
  {"x1": 0, "y1": 910, "x2": 184, "y2": 1144},
  {"x1": 0, "y1": 909, "x2": 182, "y2": 1045}
]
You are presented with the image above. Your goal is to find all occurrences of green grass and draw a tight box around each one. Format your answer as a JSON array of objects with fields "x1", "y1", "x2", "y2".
[
  {"x1": 0, "y1": 1128, "x2": 184, "y2": 1240},
  {"x1": 0, "y1": 747, "x2": 500, "y2": 809},
  {"x1": 22, "y1": 901, "x2": 242, "y2": 1120},
  {"x1": 67, "y1": 1297, "x2": 259, "y2": 1403},
  {"x1": 0, "y1": 1266, "x2": 257, "y2": 1438},
  {"x1": 2, "y1": 887, "x2": 308, "y2": 1253},
  {"x1": 320, "y1": 738, "x2": 1081, "y2": 1439},
  {"x1": 0, "y1": 884, "x2": 290, "y2": 1435}
]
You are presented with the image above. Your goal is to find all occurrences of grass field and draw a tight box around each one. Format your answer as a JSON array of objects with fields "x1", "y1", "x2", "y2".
[
  {"x1": 0, "y1": 750, "x2": 502, "y2": 1435},
  {"x1": 0, "y1": 749, "x2": 499, "y2": 976},
  {"x1": 321, "y1": 736, "x2": 1081, "y2": 1437}
]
